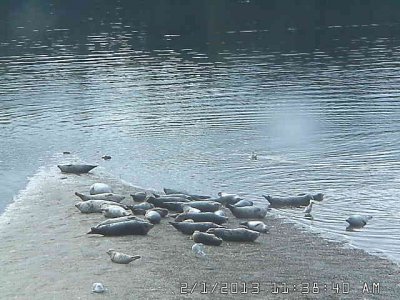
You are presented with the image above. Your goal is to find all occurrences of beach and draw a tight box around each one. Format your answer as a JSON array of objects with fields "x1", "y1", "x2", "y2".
[{"x1": 0, "y1": 166, "x2": 399, "y2": 300}]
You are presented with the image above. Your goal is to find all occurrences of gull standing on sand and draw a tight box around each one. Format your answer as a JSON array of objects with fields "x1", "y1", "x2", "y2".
[{"x1": 106, "y1": 249, "x2": 141, "y2": 264}]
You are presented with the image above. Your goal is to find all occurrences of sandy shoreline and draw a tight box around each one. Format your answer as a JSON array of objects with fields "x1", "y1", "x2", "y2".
[{"x1": 0, "y1": 166, "x2": 399, "y2": 299}]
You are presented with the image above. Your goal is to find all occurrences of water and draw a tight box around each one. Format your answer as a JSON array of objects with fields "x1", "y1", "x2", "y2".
[{"x1": 1, "y1": 1, "x2": 400, "y2": 263}]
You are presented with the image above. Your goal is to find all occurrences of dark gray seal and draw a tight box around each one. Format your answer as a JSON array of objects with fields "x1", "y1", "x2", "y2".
[
  {"x1": 127, "y1": 202, "x2": 154, "y2": 215},
  {"x1": 130, "y1": 192, "x2": 148, "y2": 202},
  {"x1": 192, "y1": 231, "x2": 223, "y2": 246},
  {"x1": 169, "y1": 221, "x2": 225, "y2": 235},
  {"x1": 175, "y1": 212, "x2": 228, "y2": 225},
  {"x1": 227, "y1": 204, "x2": 267, "y2": 219},
  {"x1": 206, "y1": 228, "x2": 260, "y2": 242},
  {"x1": 262, "y1": 193, "x2": 323, "y2": 208},
  {"x1": 147, "y1": 196, "x2": 191, "y2": 208},
  {"x1": 87, "y1": 220, "x2": 153, "y2": 236},
  {"x1": 57, "y1": 164, "x2": 97, "y2": 174}
]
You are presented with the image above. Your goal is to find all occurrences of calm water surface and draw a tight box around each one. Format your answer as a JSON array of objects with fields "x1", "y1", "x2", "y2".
[{"x1": 1, "y1": 1, "x2": 400, "y2": 263}]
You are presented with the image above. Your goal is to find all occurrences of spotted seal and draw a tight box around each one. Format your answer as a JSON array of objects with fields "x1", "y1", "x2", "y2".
[{"x1": 88, "y1": 220, "x2": 154, "y2": 236}]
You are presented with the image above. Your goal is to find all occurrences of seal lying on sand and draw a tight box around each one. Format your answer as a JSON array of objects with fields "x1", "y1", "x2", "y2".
[
  {"x1": 75, "y1": 200, "x2": 127, "y2": 213},
  {"x1": 90, "y1": 183, "x2": 113, "y2": 195},
  {"x1": 169, "y1": 221, "x2": 225, "y2": 235},
  {"x1": 57, "y1": 164, "x2": 97, "y2": 174},
  {"x1": 95, "y1": 216, "x2": 142, "y2": 227},
  {"x1": 206, "y1": 228, "x2": 260, "y2": 242},
  {"x1": 88, "y1": 220, "x2": 153, "y2": 236},
  {"x1": 145, "y1": 210, "x2": 161, "y2": 224},
  {"x1": 239, "y1": 221, "x2": 269, "y2": 233},
  {"x1": 227, "y1": 204, "x2": 267, "y2": 219},
  {"x1": 217, "y1": 192, "x2": 242, "y2": 205},
  {"x1": 262, "y1": 193, "x2": 323, "y2": 208},
  {"x1": 128, "y1": 202, "x2": 154, "y2": 215},
  {"x1": 232, "y1": 199, "x2": 253, "y2": 207},
  {"x1": 182, "y1": 201, "x2": 222, "y2": 212},
  {"x1": 346, "y1": 215, "x2": 373, "y2": 230},
  {"x1": 147, "y1": 207, "x2": 168, "y2": 217},
  {"x1": 147, "y1": 196, "x2": 191, "y2": 208},
  {"x1": 102, "y1": 206, "x2": 130, "y2": 218},
  {"x1": 192, "y1": 231, "x2": 223, "y2": 246},
  {"x1": 75, "y1": 192, "x2": 125, "y2": 203},
  {"x1": 175, "y1": 212, "x2": 228, "y2": 225},
  {"x1": 106, "y1": 249, "x2": 141, "y2": 264}
]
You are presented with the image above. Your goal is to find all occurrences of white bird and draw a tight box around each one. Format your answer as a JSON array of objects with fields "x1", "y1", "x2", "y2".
[
  {"x1": 303, "y1": 200, "x2": 316, "y2": 215},
  {"x1": 106, "y1": 249, "x2": 141, "y2": 264},
  {"x1": 192, "y1": 243, "x2": 206, "y2": 258}
]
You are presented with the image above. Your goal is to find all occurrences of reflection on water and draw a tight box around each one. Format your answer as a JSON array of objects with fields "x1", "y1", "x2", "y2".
[{"x1": 1, "y1": 1, "x2": 400, "y2": 263}]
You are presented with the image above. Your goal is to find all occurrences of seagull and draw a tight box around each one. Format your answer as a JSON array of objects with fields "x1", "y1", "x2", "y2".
[
  {"x1": 92, "y1": 283, "x2": 106, "y2": 293},
  {"x1": 303, "y1": 200, "x2": 316, "y2": 215},
  {"x1": 106, "y1": 249, "x2": 141, "y2": 264}
]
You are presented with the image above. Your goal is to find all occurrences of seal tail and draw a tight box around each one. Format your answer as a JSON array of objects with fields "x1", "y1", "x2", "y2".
[{"x1": 75, "y1": 192, "x2": 88, "y2": 201}]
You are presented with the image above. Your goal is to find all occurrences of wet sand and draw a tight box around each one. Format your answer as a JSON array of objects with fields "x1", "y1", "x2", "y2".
[{"x1": 0, "y1": 166, "x2": 399, "y2": 300}]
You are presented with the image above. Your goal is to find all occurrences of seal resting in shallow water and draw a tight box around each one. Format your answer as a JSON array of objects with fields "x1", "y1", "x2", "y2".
[
  {"x1": 57, "y1": 164, "x2": 97, "y2": 174},
  {"x1": 88, "y1": 220, "x2": 153, "y2": 236},
  {"x1": 262, "y1": 193, "x2": 323, "y2": 208},
  {"x1": 346, "y1": 215, "x2": 372, "y2": 230}
]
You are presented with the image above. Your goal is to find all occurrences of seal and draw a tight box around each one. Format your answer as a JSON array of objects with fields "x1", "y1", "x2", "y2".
[
  {"x1": 87, "y1": 220, "x2": 154, "y2": 236},
  {"x1": 192, "y1": 230, "x2": 223, "y2": 246},
  {"x1": 214, "y1": 210, "x2": 227, "y2": 217},
  {"x1": 106, "y1": 249, "x2": 141, "y2": 264},
  {"x1": 89, "y1": 183, "x2": 113, "y2": 195},
  {"x1": 95, "y1": 216, "x2": 142, "y2": 227},
  {"x1": 145, "y1": 210, "x2": 161, "y2": 224},
  {"x1": 169, "y1": 221, "x2": 225, "y2": 235},
  {"x1": 346, "y1": 215, "x2": 373, "y2": 230},
  {"x1": 147, "y1": 207, "x2": 169, "y2": 217},
  {"x1": 75, "y1": 192, "x2": 125, "y2": 203},
  {"x1": 57, "y1": 164, "x2": 97, "y2": 174},
  {"x1": 147, "y1": 196, "x2": 191, "y2": 208},
  {"x1": 227, "y1": 204, "x2": 267, "y2": 219},
  {"x1": 217, "y1": 192, "x2": 242, "y2": 205},
  {"x1": 175, "y1": 212, "x2": 228, "y2": 225},
  {"x1": 182, "y1": 201, "x2": 222, "y2": 212},
  {"x1": 206, "y1": 228, "x2": 260, "y2": 242},
  {"x1": 130, "y1": 192, "x2": 148, "y2": 202},
  {"x1": 128, "y1": 202, "x2": 154, "y2": 215},
  {"x1": 232, "y1": 199, "x2": 254, "y2": 207},
  {"x1": 239, "y1": 221, "x2": 269, "y2": 233},
  {"x1": 163, "y1": 188, "x2": 211, "y2": 200},
  {"x1": 182, "y1": 205, "x2": 201, "y2": 213},
  {"x1": 262, "y1": 193, "x2": 323, "y2": 208},
  {"x1": 75, "y1": 200, "x2": 127, "y2": 213},
  {"x1": 102, "y1": 205, "x2": 130, "y2": 218}
]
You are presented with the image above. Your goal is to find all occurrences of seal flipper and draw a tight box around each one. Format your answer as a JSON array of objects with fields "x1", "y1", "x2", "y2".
[{"x1": 87, "y1": 227, "x2": 99, "y2": 234}]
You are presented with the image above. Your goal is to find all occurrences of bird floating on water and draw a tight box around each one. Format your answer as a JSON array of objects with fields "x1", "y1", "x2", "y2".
[
  {"x1": 250, "y1": 151, "x2": 258, "y2": 160},
  {"x1": 102, "y1": 155, "x2": 112, "y2": 160}
]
